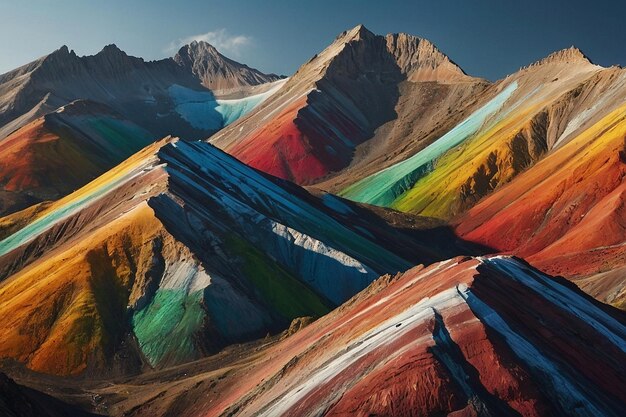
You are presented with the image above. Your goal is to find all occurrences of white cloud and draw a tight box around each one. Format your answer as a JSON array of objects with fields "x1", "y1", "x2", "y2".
[{"x1": 165, "y1": 29, "x2": 252, "y2": 56}]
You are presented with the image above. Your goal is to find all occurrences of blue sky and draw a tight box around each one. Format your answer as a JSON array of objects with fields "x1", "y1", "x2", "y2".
[{"x1": 1, "y1": 0, "x2": 623, "y2": 80}]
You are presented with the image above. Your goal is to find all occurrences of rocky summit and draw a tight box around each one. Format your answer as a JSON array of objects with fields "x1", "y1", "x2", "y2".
[{"x1": 174, "y1": 40, "x2": 283, "y2": 91}]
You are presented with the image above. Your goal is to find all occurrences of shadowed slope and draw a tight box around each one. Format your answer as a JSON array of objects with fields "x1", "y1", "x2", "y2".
[
  {"x1": 0, "y1": 100, "x2": 154, "y2": 215},
  {"x1": 0, "y1": 138, "x2": 470, "y2": 375},
  {"x1": 210, "y1": 25, "x2": 487, "y2": 185},
  {"x1": 456, "y1": 100, "x2": 626, "y2": 308},
  {"x1": 0, "y1": 373, "x2": 97, "y2": 417},
  {"x1": 99, "y1": 256, "x2": 625, "y2": 417},
  {"x1": 342, "y1": 47, "x2": 610, "y2": 219}
]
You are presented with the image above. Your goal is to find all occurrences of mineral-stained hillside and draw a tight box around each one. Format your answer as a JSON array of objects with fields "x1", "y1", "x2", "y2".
[
  {"x1": 78, "y1": 256, "x2": 625, "y2": 417},
  {"x1": 209, "y1": 25, "x2": 488, "y2": 185},
  {"x1": 0, "y1": 137, "x2": 466, "y2": 375},
  {"x1": 0, "y1": 22, "x2": 625, "y2": 417}
]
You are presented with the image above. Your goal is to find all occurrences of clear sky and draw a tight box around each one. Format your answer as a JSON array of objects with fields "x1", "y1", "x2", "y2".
[{"x1": 1, "y1": 0, "x2": 623, "y2": 80}]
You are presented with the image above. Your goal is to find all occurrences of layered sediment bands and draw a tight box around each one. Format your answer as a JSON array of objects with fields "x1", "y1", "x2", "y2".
[
  {"x1": 318, "y1": 78, "x2": 490, "y2": 193},
  {"x1": 225, "y1": 98, "x2": 340, "y2": 184},
  {"x1": 458, "y1": 110, "x2": 549, "y2": 209},
  {"x1": 210, "y1": 25, "x2": 486, "y2": 185},
  {"x1": 341, "y1": 46, "x2": 626, "y2": 221},
  {"x1": 0, "y1": 137, "x2": 454, "y2": 375},
  {"x1": 0, "y1": 203, "x2": 159, "y2": 375},
  {"x1": 456, "y1": 102, "x2": 626, "y2": 307},
  {"x1": 341, "y1": 81, "x2": 519, "y2": 209},
  {"x1": 144, "y1": 256, "x2": 625, "y2": 417},
  {"x1": 0, "y1": 100, "x2": 154, "y2": 216}
]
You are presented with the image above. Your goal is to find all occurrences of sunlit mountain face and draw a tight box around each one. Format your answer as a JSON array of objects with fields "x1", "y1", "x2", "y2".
[{"x1": 0, "y1": 20, "x2": 624, "y2": 417}]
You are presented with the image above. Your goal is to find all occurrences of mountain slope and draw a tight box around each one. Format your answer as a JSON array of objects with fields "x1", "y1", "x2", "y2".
[
  {"x1": 102, "y1": 256, "x2": 626, "y2": 417},
  {"x1": 210, "y1": 25, "x2": 488, "y2": 185},
  {"x1": 0, "y1": 137, "x2": 468, "y2": 375},
  {"x1": 0, "y1": 43, "x2": 285, "y2": 215},
  {"x1": 0, "y1": 100, "x2": 154, "y2": 215},
  {"x1": 341, "y1": 47, "x2": 612, "y2": 219},
  {"x1": 455, "y1": 94, "x2": 626, "y2": 308},
  {"x1": 0, "y1": 45, "x2": 201, "y2": 139},
  {"x1": 174, "y1": 40, "x2": 282, "y2": 92},
  {"x1": 0, "y1": 43, "x2": 281, "y2": 142}
]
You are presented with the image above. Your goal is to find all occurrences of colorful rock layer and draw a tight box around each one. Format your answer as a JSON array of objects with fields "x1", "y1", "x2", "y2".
[
  {"x1": 341, "y1": 48, "x2": 605, "y2": 219},
  {"x1": 210, "y1": 25, "x2": 485, "y2": 185},
  {"x1": 0, "y1": 137, "x2": 433, "y2": 375},
  {"x1": 0, "y1": 100, "x2": 154, "y2": 215},
  {"x1": 456, "y1": 101, "x2": 626, "y2": 308},
  {"x1": 341, "y1": 80, "x2": 519, "y2": 207},
  {"x1": 135, "y1": 256, "x2": 626, "y2": 417}
]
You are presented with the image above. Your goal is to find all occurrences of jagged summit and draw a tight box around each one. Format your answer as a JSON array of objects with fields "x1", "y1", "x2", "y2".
[
  {"x1": 545, "y1": 46, "x2": 592, "y2": 63},
  {"x1": 173, "y1": 40, "x2": 282, "y2": 91},
  {"x1": 385, "y1": 32, "x2": 469, "y2": 81},
  {"x1": 46, "y1": 44, "x2": 132, "y2": 64},
  {"x1": 97, "y1": 43, "x2": 127, "y2": 57},
  {"x1": 324, "y1": 25, "x2": 471, "y2": 82},
  {"x1": 179, "y1": 40, "x2": 220, "y2": 58},
  {"x1": 337, "y1": 24, "x2": 376, "y2": 42},
  {"x1": 524, "y1": 46, "x2": 596, "y2": 70},
  {"x1": 55, "y1": 45, "x2": 71, "y2": 55},
  {"x1": 34, "y1": 45, "x2": 76, "y2": 68}
]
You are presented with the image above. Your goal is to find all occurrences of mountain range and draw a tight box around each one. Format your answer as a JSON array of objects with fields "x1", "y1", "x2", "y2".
[
  {"x1": 0, "y1": 41, "x2": 283, "y2": 215},
  {"x1": 0, "y1": 24, "x2": 624, "y2": 417}
]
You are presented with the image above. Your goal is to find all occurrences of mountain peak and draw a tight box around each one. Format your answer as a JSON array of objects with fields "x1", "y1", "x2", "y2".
[
  {"x1": 97, "y1": 43, "x2": 127, "y2": 57},
  {"x1": 46, "y1": 45, "x2": 75, "y2": 60},
  {"x1": 385, "y1": 32, "x2": 471, "y2": 82},
  {"x1": 175, "y1": 40, "x2": 222, "y2": 67},
  {"x1": 527, "y1": 46, "x2": 594, "y2": 69},
  {"x1": 321, "y1": 26, "x2": 471, "y2": 83},
  {"x1": 35, "y1": 44, "x2": 77, "y2": 71},
  {"x1": 173, "y1": 40, "x2": 281, "y2": 91},
  {"x1": 180, "y1": 40, "x2": 220, "y2": 56},
  {"x1": 57, "y1": 45, "x2": 70, "y2": 55},
  {"x1": 339, "y1": 24, "x2": 376, "y2": 42},
  {"x1": 546, "y1": 46, "x2": 591, "y2": 63}
]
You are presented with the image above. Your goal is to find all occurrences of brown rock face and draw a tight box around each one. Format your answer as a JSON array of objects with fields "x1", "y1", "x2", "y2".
[
  {"x1": 210, "y1": 24, "x2": 488, "y2": 186},
  {"x1": 173, "y1": 40, "x2": 282, "y2": 92},
  {"x1": 385, "y1": 32, "x2": 469, "y2": 83},
  {"x1": 523, "y1": 46, "x2": 593, "y2": 69}
]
